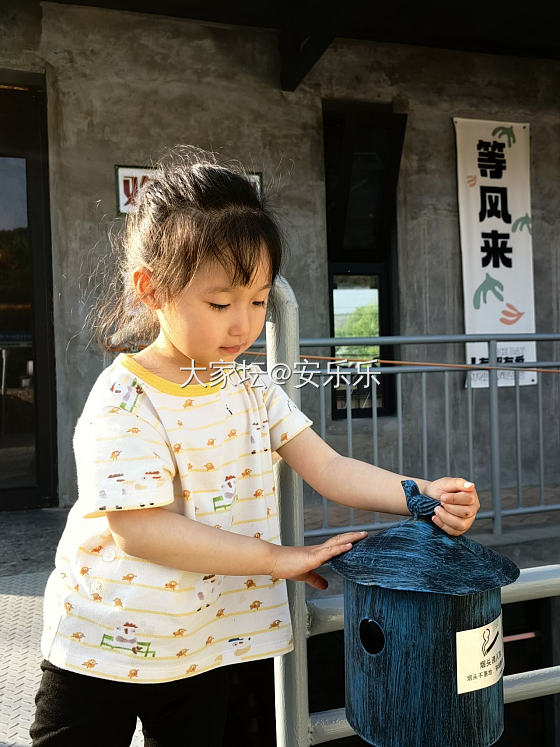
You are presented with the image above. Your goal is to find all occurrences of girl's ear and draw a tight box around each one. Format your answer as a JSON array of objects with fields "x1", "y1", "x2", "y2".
[{"x1": 133, "y1": 266, "x2": 160, "y2": 310}]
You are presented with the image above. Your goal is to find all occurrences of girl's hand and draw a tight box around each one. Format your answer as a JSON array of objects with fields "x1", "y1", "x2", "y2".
[
  {"x1": 269, "y1": 531, "x2": 368, "y2": 590},
  {"x1": 424, "y1": 477, "x2": 480, "y2": 536}
]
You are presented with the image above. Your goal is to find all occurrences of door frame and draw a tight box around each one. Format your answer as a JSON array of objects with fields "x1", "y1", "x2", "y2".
[{"x1": 0, "y1": 68, "x2": 57, "y2": 510}]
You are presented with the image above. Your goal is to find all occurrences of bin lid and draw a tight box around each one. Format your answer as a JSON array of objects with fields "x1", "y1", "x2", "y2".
[{"x1": 330, "y1": 480, "x2": 520, "y2": 595}]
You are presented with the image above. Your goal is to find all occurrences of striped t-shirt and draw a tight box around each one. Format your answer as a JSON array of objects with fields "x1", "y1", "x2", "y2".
[{"x1": 40, "y1": 352, "x2": 312, "y2": 683}]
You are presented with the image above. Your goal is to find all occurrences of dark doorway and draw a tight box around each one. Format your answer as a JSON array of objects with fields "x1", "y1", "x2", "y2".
[{"x1": 0, "y1": 70, "x2": 57, "y2": 509}]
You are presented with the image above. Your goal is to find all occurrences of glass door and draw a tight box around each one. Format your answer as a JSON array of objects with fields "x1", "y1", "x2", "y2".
[
  {"x1": 0, "y1": 157, "x2": 35, "y2": 489},
  {"x1": 0, "y1": 75, "x2": 56, "y2": 509}
]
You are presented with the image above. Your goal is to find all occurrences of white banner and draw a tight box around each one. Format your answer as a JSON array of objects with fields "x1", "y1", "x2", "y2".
[{"x1": 454, "y1": 118, "x2": 536, "y2": 387}]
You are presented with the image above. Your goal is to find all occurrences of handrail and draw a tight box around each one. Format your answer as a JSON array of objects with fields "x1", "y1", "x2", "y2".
[
  {"x1": 265, "y1": 277, "x2": 560, "y2": 746},
  {"x1": 251, "y1": 332, "x2": 560, "y2": 347}
]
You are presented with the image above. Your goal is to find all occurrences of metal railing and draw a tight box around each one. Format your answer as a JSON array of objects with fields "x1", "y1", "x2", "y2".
[
  {"x1": 266, "y1": 277, "x2": 560, "y2": 746},
  {"x1": 256, "y1": 309, "x2": 560, "y2": 539}
]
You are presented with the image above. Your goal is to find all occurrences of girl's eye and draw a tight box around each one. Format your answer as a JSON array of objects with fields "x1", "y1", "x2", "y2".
[
  {"x1": 253, "y1": 301, "x2": 267, "y2": 307},
  {"x1": 209, "y1": 303, "x2": 229, "y2": 311}
]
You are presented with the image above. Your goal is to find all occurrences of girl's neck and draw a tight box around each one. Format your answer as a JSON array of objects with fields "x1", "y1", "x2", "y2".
[{"x1": 133, "y1": 341, "x2": 215, "y2": 385}]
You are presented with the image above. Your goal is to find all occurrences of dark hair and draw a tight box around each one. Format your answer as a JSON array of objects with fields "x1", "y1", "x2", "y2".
[{"x1": 90, "y1": 146, "x2": 284, "y2": 351}]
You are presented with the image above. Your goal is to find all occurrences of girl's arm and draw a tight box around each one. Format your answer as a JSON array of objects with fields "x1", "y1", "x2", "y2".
[
  {"x1": 106, "y1": 508, "x2": 367, "y2": 589},
  {"x1": 276, "y1": 427, "x2": 479, "y2": 536}
]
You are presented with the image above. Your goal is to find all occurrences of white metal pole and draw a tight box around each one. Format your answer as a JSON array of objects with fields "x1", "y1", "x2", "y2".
[{"x1": 267, "y1": 276, "x2": 311, "y2": 747}]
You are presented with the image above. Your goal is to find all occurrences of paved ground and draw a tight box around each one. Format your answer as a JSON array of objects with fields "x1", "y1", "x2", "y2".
[{"x1": 1, "y1": 503, "x2": 559, "y2": 746}]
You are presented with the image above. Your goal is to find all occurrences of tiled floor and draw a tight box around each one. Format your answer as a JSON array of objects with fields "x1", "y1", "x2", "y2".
[{"x1": 0, "y1": 571, "x2": 144, "y2": 747}]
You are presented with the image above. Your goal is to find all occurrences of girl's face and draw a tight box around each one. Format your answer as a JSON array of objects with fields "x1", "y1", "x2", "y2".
[{"x1": 155, "y1": 255, "x2": 272, "y2": 378}]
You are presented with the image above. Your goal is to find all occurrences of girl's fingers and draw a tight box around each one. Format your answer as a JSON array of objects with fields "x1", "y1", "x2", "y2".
[
  {"x1": 432, "y1": 507, "x2": 472, "y2": 535},
  {"x1": 440, "y1": 491, "x2": 478, "y2": 506},
  {"x1": 305, "y1": 571, "x2": 328, "y2": 590},
  {"x1": 432, "y1": 513, "x2": 462, "y2": 536},
  {"x1": 319, "y1": 542, "x2": 353, "y2": 559},
  {"x1": 438, "y1": 502, "x2": 476, "y2": 519},
  {"x1": 323, "y1": 531, "x2": 368, "y2": 547}
]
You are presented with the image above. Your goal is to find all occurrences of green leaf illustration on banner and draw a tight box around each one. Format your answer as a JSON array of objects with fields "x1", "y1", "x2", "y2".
[
  {"x1": 473, "y1": 273, "x2": 504, "y2": 309},
  {"x1": 491, "y1": 125, "x2": 516, "y2": 147},
  {"x1": 512, "y1": 213, "x2": 532, "y2": 235}
]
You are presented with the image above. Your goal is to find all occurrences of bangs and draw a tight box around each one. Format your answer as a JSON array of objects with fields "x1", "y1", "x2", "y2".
[{"x1": 198, "y1": 209, "x2": 282, "y2": 287}]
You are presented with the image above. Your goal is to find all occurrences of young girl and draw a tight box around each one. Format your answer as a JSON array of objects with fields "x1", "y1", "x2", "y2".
[{"x1": 31, "y1": 148, "x2": 479, "y2": 746}]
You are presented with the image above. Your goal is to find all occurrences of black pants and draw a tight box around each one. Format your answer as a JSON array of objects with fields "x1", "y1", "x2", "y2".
[{"x1": 30, "y1": 659, "x2": 232, "y2": 746}]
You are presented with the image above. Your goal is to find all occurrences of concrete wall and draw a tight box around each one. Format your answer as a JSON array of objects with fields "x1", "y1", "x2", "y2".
[{"x1": 1, "y1": 2, "x2": 559, "y2": 506}]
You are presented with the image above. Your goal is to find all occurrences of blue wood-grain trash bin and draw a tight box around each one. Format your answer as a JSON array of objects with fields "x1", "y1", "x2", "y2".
[{"x1": 330, "y1": 479, "x2": 520, "y2": 747}]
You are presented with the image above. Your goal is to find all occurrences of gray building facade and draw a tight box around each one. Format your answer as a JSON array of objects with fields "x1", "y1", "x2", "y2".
[{"x1": 1, "y1": 1, "x2": 559, "y2": 508}]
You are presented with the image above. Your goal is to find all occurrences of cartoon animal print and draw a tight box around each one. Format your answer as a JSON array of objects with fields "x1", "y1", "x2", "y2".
[
  {"x1": 92, "y1": 593, "x2": 103, "y2": 602},
  {"x1": 280, "y1": 432, "x2": 288, "y2": 443},
  {"x1": 187, "y1": 664, "x2": 198, "y2": 674},
  {"x1": 269, "y1": 619, "x2": 282, "y2": 629},
  {"x1": 245, "y1": 579, "x2": 256, "y2": 589},
  {"x1": 173, "y1": 443, "x2": 182, "y2": 453},
  {"x1": 143, "y1": 470, "x2": 163, "y2": 482},
  {"x1": 205, "y1": 636, "x2": 215, "y2": 646},
  {"x1": 71, "y1": 632, "x2": 85, "y2": 641},
  {"x1": 183, "y1": 399, "x2": 194, "y2": 409},
  {"x1": 213, "y1": 475, "x2": 237, "y2": 512},
  {"x1": 80, "y1": 567, "x2": 90, "y2": 576},
  {"x1": 128, "y1": 669, "x2": 139, "y2": 679},
  {"x1": 91, "y1": 545, "x2": 103, "y2": 553},
  {"x1": 227, "y1": 429, "x2": 237, "y2": 439},
  {"x1": 100, "y1": 622, "x2": 157, "y2": 658},
  {"x1": 173, "y1": 628, "x2": 187, "y2": 637},
  {"x1": 222, "y1": 636, "x2": 252, "y2": 664},
  {"x1": 165, "y1": 580, "x2": 178, "y2": 591},
  {"x1": 207, "y1": 438, "x2": 216, "y2": 446},
  {"x1": 176, "y1": 648, "x2": 189, "y2": 657},
  {"x1": 82, "y1": 659, "x2": 97, "y2": 669},
  {"x1": 249, "y1": 600, "x2": 262, "y2": 611},
  {"x1": 122, "y1": 573, "x2": 136, "y2": 583},
  {"x1": 253, "y1": 489, "x2": 263, "y2": 498},
  {"x1": 216, "y1": 608, "x2": 225, "y2": 618},
  {"x1": 205, "y1": 463, "x2": 216, "y2": 471},
  {"x1": 110, "y1": 450, "x2": 122, "y2": 461},
  {"x1": 64, "y1": 602, "x2": 73, "y2": 613},
  {"x1": 115, "y1": 622, "x2": 138, "y2": 648},
  {"x1": 241, "y1": 468, "x2": 252, "y2": 478},
  {"x1": 250, "y1": 421, "x2": 261, "y2": 454},
  {"x1": 114, "y1": 598, "x2": 123, "y2": 607},
  {"x1": 119, "y1": 378, "x2": 143, "y2": 413},
  {"x1": 195, "y1": 574, "x2": 223, "y2": 611}
]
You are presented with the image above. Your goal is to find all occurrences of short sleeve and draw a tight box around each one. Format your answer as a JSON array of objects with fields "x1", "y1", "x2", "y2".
[
  {"x1": 262, "y1": 375, "x2": 313, "y2": 452},
  {"x1": 74, "y1": 405, "x2": 176, "y2": 519}
]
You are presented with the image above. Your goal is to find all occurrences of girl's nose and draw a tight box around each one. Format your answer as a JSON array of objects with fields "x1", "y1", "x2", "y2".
[{"x1": 228, "y1": 309, "x2": 250, "y2": 338}]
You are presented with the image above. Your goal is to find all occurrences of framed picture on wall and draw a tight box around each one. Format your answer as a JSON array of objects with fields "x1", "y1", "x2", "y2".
[
  {"x1": 115, "y1": 165, "x2": 156, "y2": 215},
  {"x1": 115, "y1": 166, "x2": 262, "y2": 215}
]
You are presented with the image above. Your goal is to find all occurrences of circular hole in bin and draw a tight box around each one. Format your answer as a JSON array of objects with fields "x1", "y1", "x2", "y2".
[{"x1": 360, "y1": 618, "x2": 385, "y2": 655}]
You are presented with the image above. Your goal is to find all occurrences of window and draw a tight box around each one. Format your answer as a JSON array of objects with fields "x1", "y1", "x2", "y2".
[{"x1": 323, "y1": 102, "x2": 406, "y2": 417}]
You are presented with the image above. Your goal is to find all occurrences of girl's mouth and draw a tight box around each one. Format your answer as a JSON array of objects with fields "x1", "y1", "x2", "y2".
[{"x1": 220, "y1": 345, "x2": 242, "y2": 354}]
